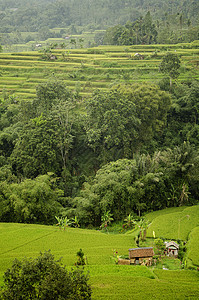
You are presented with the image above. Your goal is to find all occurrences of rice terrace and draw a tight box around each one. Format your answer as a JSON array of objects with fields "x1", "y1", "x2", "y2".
[
  {"x1": 0, "y1": 0, "x2": 199, "y2": 298},
  {"x1": 0, "y1": 40, "x2": 199, "y2": 299},
  {"x1": 0, "y1": 41, "x2": 199, "y2": 299},
  {"x1": 0, "y1": 205, "x2": 199, "y2": 299},
  {"x1": 0, "y1": 42, "x2": 198, "y2": 100}
]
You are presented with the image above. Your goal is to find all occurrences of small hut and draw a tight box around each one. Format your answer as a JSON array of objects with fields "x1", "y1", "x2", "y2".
[
  {"x1": 165, "y1": 241, "x2": 179, "y2": 257},
  {"x1": 50, "y1": 55, "x2": 57, "y2": 60},
  {"x1": 129, "y1": 247, "x2": 154, "y2": 266},
  {"x1": 134, "y1": 53, "x2": 144, "y2": 60}
]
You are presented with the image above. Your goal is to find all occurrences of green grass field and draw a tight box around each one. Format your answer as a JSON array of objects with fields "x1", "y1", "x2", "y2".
[
  {"x1": 0, "y1": 211, "x2": 199, "y2": 299},
  {"x1": 146, "y1": 205, "x2": 199, "y2": 241},
  {"x1": 0, "y1": 41, "x2": 198, "y2": 100},
  {"x1": 186, "y1": 227, "x2": 199, "y2": 268}
]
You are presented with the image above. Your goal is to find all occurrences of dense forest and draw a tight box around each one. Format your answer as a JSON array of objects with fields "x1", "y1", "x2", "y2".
[
  {"x1": 0, "y1": 75, "x2": 199, "y2": 226},
  {"x1": 0, "y1": 0, "x2": 198, "y2": 46},
  {"x1": 0, "y1": 0, "x2": 199, "y2": 228},
  {"x1": 0, "y1": 0, "x2": 198, "y2": 32}
]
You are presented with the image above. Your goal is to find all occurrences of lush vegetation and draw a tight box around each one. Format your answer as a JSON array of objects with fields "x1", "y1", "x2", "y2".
[
  {"x1": 104, "y1": 11, "x2": 199, "y2": 46},
  {"x1": 0, "y1": 2, "x2": 198, "y2": 298},
  {"x1": 0, "y1": 42, "x2": 198, "y2": 98},
  {"x1": 0, "y1": 221, "x2": 199, "y2": 299},
  {"x1": 0, "y1": 0, "x2": 197, "y2": 52},
  {"x1": 1, "y1": 251, "x2": 91, "y2": 300},
  {"x1": 0, "y1": 42, "x2": 199, "y2": 227},
  {"x1": 0, "y1": 0, "x2": 198, "y2": 48}
]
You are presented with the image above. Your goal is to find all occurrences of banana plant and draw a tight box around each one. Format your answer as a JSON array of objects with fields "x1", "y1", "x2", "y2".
[
  {"x1": 63, "y1": 216, "x2": 72, "y2": 229},
  {"x1": 101, "y1": 211, "x2": 113, "y2": 230},
  {"x1": 55, "y1": 216, "x2": 64, "y2": 230},
  {"x1": 71, "y1": 216, "x2": 80, "y2": 228},
  {"x1": 123, "y1": 213, "x2": 136, "y2": 229}
]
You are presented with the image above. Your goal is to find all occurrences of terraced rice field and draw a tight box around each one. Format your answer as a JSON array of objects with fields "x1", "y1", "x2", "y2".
[
  {"x1": 0, "y1": 222, "x2": 199, "y2": 299},
  {"x1": 146, "y1": 205, "x2": 199, "y2": 268},
  {"x1": 0, "y1": 42, "x2": 198, "y2": 100}
]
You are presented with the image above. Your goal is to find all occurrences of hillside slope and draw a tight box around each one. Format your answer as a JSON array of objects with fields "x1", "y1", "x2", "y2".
[
  {"x1": 0, "y1": 0, "x2": 198, "y2": 32},
  {"x1": 0, "y1": 42, "x2": 198, "y2": 100},
  {"x1": 0, "y1": 221, "x2": 199, "y2": 299},
  {"x1": 146, "y1": 205, "x2": 199, "y2": 267}
]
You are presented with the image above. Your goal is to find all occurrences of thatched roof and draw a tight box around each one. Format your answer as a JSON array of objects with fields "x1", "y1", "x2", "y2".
[{"x1": 129, "y1": 247, "x2": 154, "y2": 258}]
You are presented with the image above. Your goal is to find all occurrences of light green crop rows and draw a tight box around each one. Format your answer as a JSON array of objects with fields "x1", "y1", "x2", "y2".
[
  {"x1": 146, "y1": 205, "x2": 199, "y2": 241},
  {"x1": 186, "y1": 226, "x2": 199, "y2": 267},
  {"x1": 0, "y1": 42, "x2": 198, "y2": 100},
  {"x1": 0, "y1": 223, "x2": 135, "y2": 272},
  {"x1": 0, "y1": 222, "x2": 199, "y2": 299}
]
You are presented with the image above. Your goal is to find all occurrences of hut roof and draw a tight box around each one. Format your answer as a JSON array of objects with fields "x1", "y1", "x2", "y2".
[
  {"x1": 165, "y1": 241, "x2": 179, "y2": 249},
  {"x1": 129, "y1": 247, "x2": 154, "y2": 258}
]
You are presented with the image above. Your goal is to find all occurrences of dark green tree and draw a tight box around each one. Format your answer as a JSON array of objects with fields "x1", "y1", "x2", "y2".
[
  {"x1": 10, "y1": 116, "x2": 62, "y2": 178},
  {"x1": 85, "y1": 83, "x2": 171, "y2": 163},
  {"x1": 159, "y1": 53, "x2": 181, "y2": 87},
  {"x1": 1, "y1": 251, "x2": 91, "y2": 300},
  {"x1": 0, "y1": 174, "x2": 63, "y2": 224},
  {"x1": 35, "y1": 79, "x2": 73, "y2": 114}
]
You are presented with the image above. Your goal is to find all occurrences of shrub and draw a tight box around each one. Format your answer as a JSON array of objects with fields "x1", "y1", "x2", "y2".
[{"x1": 1, "y1": 251, "x2": 91, "y2": 300}]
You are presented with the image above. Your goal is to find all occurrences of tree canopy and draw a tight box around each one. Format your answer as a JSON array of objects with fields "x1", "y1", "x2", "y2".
[
  {"x1": 85, "y1": 83, "x2": 171, "y2": 163},
  {"x1": 0, "y1": 78, "x2": 199, "y2": 226},
  {"x1": 1, "y1": 251, "x2": 91, "y2": 300},
  {"x1": 72, "y1": 143, "x2": 199, "y2": 227}
]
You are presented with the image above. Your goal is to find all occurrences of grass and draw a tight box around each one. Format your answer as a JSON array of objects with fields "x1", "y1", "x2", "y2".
[
  {"x1": 90, "y1": 271, "x2": 199, "y2": 299},
  {"x1": 155, "y1": 257, "x2": 182, "y2": 270},
  {"x1": 0, "y1": 221, "x2": 199, "y2": 299},
  {"x1": 145, "y1": 207, "x2": 187, "y2": 222},
  {"x1": 146, "y1": 205, "x2": 199, "y2": 240},
  {"x1": 186, "y1": 227, "x2": 199, "y2": 267},
  {"x1": 0, "y1": 223, "x2": 135, "y2": 271}
]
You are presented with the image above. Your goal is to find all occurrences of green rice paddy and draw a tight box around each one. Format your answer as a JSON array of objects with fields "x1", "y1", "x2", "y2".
[
  {"x1": 0, "y1": 205, "x2": 199, "y2": 300},
  {"x1": 146, "y1": 205, "x2": 199, "y2": 242},
  {"x1": 0, "y1": 41, "x2": 198, "y2": 100}
]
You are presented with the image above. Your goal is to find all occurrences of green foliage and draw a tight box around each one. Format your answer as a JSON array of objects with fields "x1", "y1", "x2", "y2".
[
  {"x1": 159, "y1": 52, "x2": 181, "y2": 86},
  {"x1": 85, "y1": 83, "x2": 171, "y2": 163},
  {"x1": 55, "y1": 216, "x2": 72, "y2": 230},
  {"x1": 0, "y1": 174, "x2": 63, "y2": 224},
  {"x1": 0, "y1": 0, "x2": 198, "y2": 41},
  {"x1": 71, "y1": 216, "x2": 80, "y2": 228},
  {"x1": 74, "y1": 142, "x2": 199, "y2": 227},
  {"x1": 1, "y1": 250, "x2": 91, "y2": 300},
  {"x1": 104, "y1": 12, "x2": 158, "y2": 45},
  {"x1": 35, "y1": 79, "x2": 73, "y2": 113},
  {"x1": 154, "y1": 238, "x2": 165, "y2": 257},
  {"x1": 101, "y1": 211, "x2": 114, "y2": 229},
  {"x1": 123, "y1": 213, "x2": 136, "y2": 229},
  {"x1": 76, "y1": 249, "x2": 86, "y2": 266},
  {"x1": 136, "y1": 219, "x2": 150, "y2": 241}
]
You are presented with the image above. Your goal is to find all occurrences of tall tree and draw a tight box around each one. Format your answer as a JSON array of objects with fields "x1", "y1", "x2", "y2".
[
  {"x1": 85, "y1": 83, "x2": 171, "y2": 163},
  {"x1": 159, "y1": 53, "x2": 181, "y2": 87}
]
